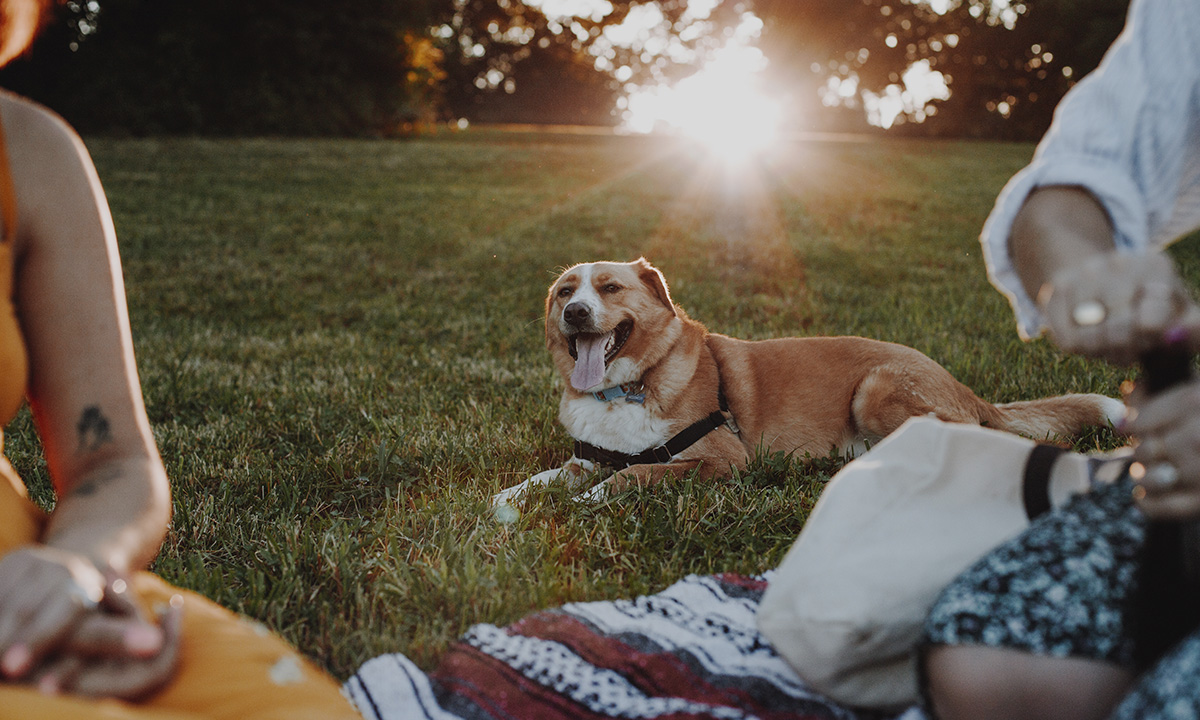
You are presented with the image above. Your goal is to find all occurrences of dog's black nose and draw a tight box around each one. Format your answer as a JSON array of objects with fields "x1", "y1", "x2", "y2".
[{"x1": 563, "y1": 302, "x2": 591, "y2": 327}]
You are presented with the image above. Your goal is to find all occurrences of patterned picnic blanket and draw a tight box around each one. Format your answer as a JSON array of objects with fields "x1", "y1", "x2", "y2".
[{"x1": 344, "y1": 572, "x2": 926, "y2": 720}]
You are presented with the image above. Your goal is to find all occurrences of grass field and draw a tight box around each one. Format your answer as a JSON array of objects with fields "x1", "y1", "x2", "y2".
[{"x1": 6, "y1": 127, "x2": 1186, "y2": 681}]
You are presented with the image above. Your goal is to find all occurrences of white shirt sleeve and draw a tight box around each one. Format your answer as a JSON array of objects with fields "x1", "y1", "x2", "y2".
[{"x1": 979, "y1": 0, "x2": 1200, "y2": 339}]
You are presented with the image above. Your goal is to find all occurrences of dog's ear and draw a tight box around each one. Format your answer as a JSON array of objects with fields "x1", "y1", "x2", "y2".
[
  {"x1": 545, "y1": 268, "x2": 569, "y2": 332},
  {"x1": 634, "y1": 258, "x2": 676, "y2": 315},
  {"x1": 545, "y1": 277, "x2": 559, "y2": 321}
]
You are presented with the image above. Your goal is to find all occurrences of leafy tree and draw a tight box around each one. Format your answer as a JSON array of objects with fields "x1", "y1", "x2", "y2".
[
  {"x1": 1, "y1": 0, "x2": 454, "y2": 135},
  {"x1": 434, "y1": 0, "x2": 621, "y2": 125},
  {"x1": 0, "y1": 0, "x2": 1132, "y2": 137},
  {"x1": 435, "y1": 0, "x2": 1129, "y2": 138},
  {"x1": 751, "y1": 0, "x2": 1129, "y2": 137}
]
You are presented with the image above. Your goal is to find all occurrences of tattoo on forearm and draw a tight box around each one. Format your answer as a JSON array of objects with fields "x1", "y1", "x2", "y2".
[{"x1": 77, "y1": 405, "x2": 113, "y2": 453}]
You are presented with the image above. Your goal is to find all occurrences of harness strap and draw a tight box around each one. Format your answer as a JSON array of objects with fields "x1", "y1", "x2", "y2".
[
  {"x1": 573, "y1": 390, "x2": 735, "y2": 470},
  {"x1": 574, "y1": 409, "x2": 730, "y2": 470}
]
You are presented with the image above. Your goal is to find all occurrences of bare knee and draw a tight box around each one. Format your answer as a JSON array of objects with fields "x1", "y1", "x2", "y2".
[
  {"x1": 926, "y1": 645, "x2": 1038, "y2": 720},
  {"x1": 925, "y1": 645, "x2": 1134, "y2": 720}
]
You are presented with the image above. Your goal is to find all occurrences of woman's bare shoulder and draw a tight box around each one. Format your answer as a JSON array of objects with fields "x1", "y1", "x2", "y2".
[
  {"x1": 0, "y1": 89, "x2": 81, "y2": 149},
  {"x1": 0, "y1": 90, "x2": 101, "y2": 250}
]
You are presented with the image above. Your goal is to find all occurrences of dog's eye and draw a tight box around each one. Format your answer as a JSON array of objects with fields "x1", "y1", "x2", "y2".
[
  {"x1": 557, "y1": 286, "x2": 574, "y2": 298},
  {"x1": 602, "y1": 284, "x2": 621, "y2": 294}
]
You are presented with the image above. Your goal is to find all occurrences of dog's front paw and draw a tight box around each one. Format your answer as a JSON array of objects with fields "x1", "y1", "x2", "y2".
[
  {"x1": 491, "y1": 478, "x2": 539, "y2": 510},
  {"x1": 494, "y1": 459, "x2": 605, "y2": 515},
  {"x1": 492, "y1": 502, "x2": 521, "y2": 524},
  {"x1": 491, "y1": 466, "x2": 578, "y2": 510},
  {"x1": 575, "y1": 478, "x2": 612, "y2": 503}
]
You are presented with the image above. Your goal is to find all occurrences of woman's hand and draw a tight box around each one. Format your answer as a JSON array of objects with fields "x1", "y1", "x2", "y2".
[
  {"x1": 1039, "y1": 252, "x2": 1200, "y2": 366},
  {"x1": 1127, "y1": 379, "x2": 1200, "y2": 519},
  {"x1": 0, "y1": 555, "x2": 182, "y2": 701},
  {"x1": 0, "y1": 545, "x2": 106, "y2": 679},
  {"x1": 31, "y1": 583, "x2": 182, "y2": 701}
]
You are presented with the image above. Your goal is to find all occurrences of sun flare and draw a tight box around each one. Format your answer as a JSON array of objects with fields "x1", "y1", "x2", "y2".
[{"x1": 620, "y1": 43, "x2": 784, "y2": 165}]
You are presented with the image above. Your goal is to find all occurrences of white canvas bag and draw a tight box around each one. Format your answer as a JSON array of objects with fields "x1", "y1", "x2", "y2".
[{"x1": 757, "y1": 416, "x2": 1106, "y2": 709}]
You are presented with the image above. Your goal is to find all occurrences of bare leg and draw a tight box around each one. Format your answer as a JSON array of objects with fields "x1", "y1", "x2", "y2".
[{"x1": 925, "y1": 645, "x2": 1135, "y2": 720}]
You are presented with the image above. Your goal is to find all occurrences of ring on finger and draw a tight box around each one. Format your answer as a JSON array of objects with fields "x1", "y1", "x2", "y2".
[
  {"x1": 1144, "y1": 462, "x2": 1181, "y2": 489},
  {"x1": 109, "y1": 577, "x2": 128, "y2": 596},
  {"x1": 1072, "y1": 301, "x2": 1107, "y2": 326}
]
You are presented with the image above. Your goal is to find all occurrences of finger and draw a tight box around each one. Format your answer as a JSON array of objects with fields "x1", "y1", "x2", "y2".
[
  {"x1": 1041, "y1": 283, "x2": 1076, "y2": 347},
  {"x1": 63, "y1": 613, "x2": 164, "y2": 659},
  {"x1": 0, "y1": 556, "x2": 44, "y2": 660},
  {"x1": 2, "y1": 596, "x2": 90, "y2": 679},
  {"x1": 1131, "y1": 425, "x2": 1200, "y2": 482},
  {"x1": 62, "y1": 575, "x2": 166, "y2": 661},
  {"x1": 1132, "y1": 456, "x2": 1200, "y2": 501},
  {"x1": 1126, "y1": 384, "x2": 1200, "y2": 436},
  {"x1": 1135, "y1": 488, "x2": 1200, "y2": 520},
  {"x1": 98, "y1": 573, "x2": 139, "y2": 617},
  {"x1": 1101, "y1": 304, "x2": 1136, "y2": 361},
  {"x1": 1130, "y1": 423, "x2": 1200, "y2": 524},
  {"x1": 0, "y1": 549, "x2": 105, "y2": 679},
  {"x1": 0, "y1": 603, "x2": 34, "y2": 677},
  {"x1": 1133, "y1": 281, "x2": 1184, "y2": 342},
  {"x1": 1173, "y1": 306, "x2": 1200, "y2": 355},
  {"x1": 29, "y1": 653, "x2": 85, "y2": 696},
  {"x1": 1051, "y1": 294, "x2": 1109, "y2": 358},
  {"x1": 1061, "y1": 286, "x2": 1115, "y2": 359},
  {"x1": 158, "y1": 603, "x2": 183, "y2": 656},
  {"x1": 67, "y1": 607, "x2": 181, "y2": 701}
]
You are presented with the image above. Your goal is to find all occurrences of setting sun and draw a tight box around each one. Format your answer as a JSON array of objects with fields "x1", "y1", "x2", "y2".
[{"x1": 619, "y1": 42, "x2": 784, "y2": 165}]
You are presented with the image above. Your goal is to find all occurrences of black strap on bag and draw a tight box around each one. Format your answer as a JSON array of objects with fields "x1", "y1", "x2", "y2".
[
  {"x1": 1131, "y1": 346, "x2": 1200, "y2": 671},
  {"x1": 1021, "y1": 443, "x2": 1068, "y2": 521}
]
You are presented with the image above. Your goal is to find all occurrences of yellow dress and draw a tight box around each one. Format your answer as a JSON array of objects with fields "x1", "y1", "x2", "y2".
[{"x1": 0, "y1": 114, "x2": 359, "y2": 718}]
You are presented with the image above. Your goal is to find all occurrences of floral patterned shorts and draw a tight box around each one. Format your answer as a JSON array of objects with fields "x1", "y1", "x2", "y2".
[{"x1": 921, "y1": 474, "x2": 1200, "y2": 719}]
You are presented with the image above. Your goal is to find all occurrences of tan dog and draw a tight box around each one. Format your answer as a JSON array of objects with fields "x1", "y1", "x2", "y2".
[{"x1": 492, "y1": 258, "x2": 1123, "y2": 507}]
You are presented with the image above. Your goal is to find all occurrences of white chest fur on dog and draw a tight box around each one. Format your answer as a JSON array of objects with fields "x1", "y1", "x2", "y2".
[{"x1": 559, "y1": 393, "x2": 673, "y2": 454}]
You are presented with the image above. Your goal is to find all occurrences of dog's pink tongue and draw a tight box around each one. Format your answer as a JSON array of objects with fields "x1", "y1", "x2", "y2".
[{"x1": 570, "y1": 334, "x2": 609, "y2": 391}]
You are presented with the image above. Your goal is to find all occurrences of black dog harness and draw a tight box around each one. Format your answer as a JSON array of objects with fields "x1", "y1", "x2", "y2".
[{"x1": 573, "y1": 388, "x2": 739, "y2": 471}]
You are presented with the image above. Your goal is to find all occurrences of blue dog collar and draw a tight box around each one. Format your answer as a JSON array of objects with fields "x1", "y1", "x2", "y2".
[{"x1": 592, "y1": 382, "x2": 645, "y2": 404}]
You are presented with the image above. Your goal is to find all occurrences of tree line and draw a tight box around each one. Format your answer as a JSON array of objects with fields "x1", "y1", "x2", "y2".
[{"x1": 0, "y1": 0, "x2": 1129, "y2": 139}]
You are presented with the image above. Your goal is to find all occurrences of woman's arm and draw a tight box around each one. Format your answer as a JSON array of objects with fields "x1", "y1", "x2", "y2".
[
  {"x1": 1012, "y1": 185, "x2": 1200, "y2": 522},
  {"x1": 981, "y1": 0, "x2": 1200, "y2": 340},
  {"x1": 1010, "y1": 186, "x2": 1200, "y2": 365},
  {"x1": 1009, "y1": 186, "x2": 1115, "y2": 305},
  {"x1": 0, "y1": 92, "x2": 171, "y2": 679},
  {"x1": 5, "y1": 93, "x2": 169, "y2": 574}
]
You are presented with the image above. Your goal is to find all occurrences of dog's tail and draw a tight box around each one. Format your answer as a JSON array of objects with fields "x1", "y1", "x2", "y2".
[{"x1": 982, "y1": 394, "x2": 1126, "y2": 439}]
